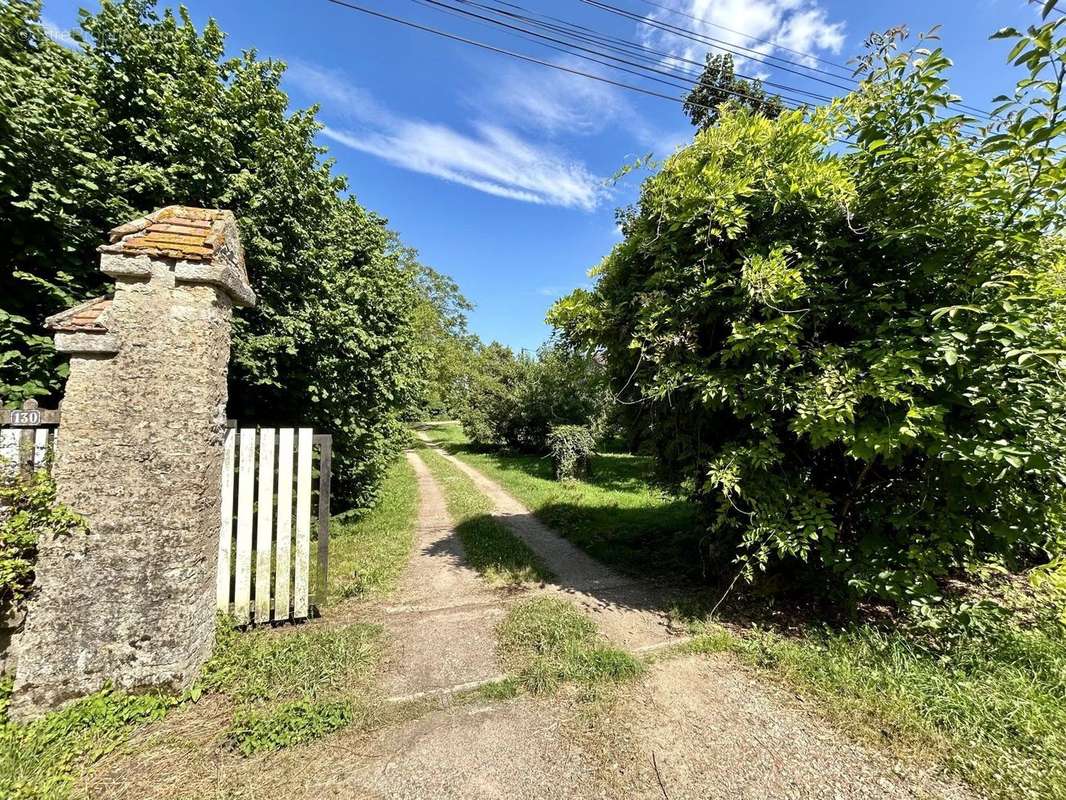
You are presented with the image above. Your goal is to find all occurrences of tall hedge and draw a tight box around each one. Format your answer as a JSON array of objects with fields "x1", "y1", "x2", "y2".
[
  {"x1": 551, "y1": 25, "x2": 1066, "y2": 603},
  {"x1": 0, "y1": 0, "x2": 427, "y2": 507}
]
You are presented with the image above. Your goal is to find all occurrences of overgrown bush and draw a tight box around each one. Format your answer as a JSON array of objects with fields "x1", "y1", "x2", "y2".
[
  {"x1": 547, "y1": 425, "x2": 595, "y2": 481},
  {"x1": 551, "y1": 22, "x2": 1066, "y2": 605},
  {"x1": 457, "y1": 342, "x2": 604, "y2": 453},
  {"x1": 0, "y1": 470, "x2": 84, "y2": 607}
]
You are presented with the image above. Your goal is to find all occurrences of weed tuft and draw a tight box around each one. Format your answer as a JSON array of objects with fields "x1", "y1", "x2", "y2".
[
  {"x1": 498, "y1": 597, "x2": 643, "y2": 694},
  {"x1": 226, "y1": 699, "x2": 358, "y2": 756},
  {"x1": 197, "y1": 619, "x2": 381, "y2": 705},
  {"x1": 473, "y1": 677, "x2": 521, "y2": 702},
  {"x1": 198, "y1": 619, "x2": 382, "y2": 756}
]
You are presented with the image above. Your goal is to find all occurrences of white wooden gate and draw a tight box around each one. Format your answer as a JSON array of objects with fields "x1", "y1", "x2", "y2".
[{"x1": 216, "y1": 426, "x2": 332, "y2": 625}]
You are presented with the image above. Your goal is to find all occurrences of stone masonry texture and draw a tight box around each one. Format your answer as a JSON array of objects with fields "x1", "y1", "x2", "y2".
[{"x1": 11, "y1": 207, "x2": 253, "y2": 719}]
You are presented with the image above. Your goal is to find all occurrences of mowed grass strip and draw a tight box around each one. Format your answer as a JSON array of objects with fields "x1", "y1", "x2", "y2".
[
  {"x1": 417, "y1": 445, "x2": 552, "y2": 587},
  {"x1": 415, "y1": 423, "x2": 701, "y2": 582},
  {"x1": 498, "y1": 597, "x2": 643, "y2": 695},
  {"x1": 688, "y1": 619, "x2": 1066, "y2": 800},
  {"x1": 328, "y1": 456, "x2": 420, "y2": 602}
]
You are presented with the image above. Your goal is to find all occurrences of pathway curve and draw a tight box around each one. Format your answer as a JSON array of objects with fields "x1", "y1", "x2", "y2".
[{"x1": 416, "y1": 432, "x2": 684, "y2": 652}]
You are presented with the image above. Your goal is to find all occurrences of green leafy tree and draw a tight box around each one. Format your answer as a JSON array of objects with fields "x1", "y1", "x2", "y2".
[
  {"x1": 552, "y1": 22, "x2": 1066, "y2": 604},
  {"x1": 407, "y1": 256, "x2": 477, "y2": 419},
  {"x1": 456, "y1": 342, "x2": 529, "y2": 448},
  {"x1": 0, "y1": 0, "x2": 434, "y2": 507},
  {"x1": 683, "y1": 52, "x2": 784, "y2": 131}
]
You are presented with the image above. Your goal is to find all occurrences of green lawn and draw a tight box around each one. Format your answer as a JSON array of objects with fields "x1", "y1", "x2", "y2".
[
  {"x1": 415, "y1": 423, "x2": 702, "y2": 582},
  {"x1": 327, "y1": 456, "x2": 420, "y2": 602},
  {"x1": 417, "y1": 444, "x2": 552, "y2": 587}
]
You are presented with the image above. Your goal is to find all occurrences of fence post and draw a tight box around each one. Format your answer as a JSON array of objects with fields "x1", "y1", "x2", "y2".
[{"x1": 315, "y1": 434, "x2": 332, "y2": 613}]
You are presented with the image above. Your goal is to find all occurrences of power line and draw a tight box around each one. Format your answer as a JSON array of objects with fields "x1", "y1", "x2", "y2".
[
  {"x1": 440, "y1": 0, "x2": 835, "y2": 103},
  {"x1": 1029, "y1": 0, "x2": 1066, "y2": 18},
  {"x1": 580, "y1": 0, "x2": 992, "y2": 119},
  {"x1": 580, "y1": 0, "x2": 856, "y2": 91},
  {"x1": 446, "y1": 0, "x2": 985, "y2": 125},
  {"x1": 412, "y1": 0, "x2": 821, "y2": 106},
  {"x1": 321, "y1": 0, "x2": 823, "y2": 126},
  {"x1": 320, "y1": 0, "x2": 988, "y2": 149},
  {"x1": 408, "y1": 0, "x2": 757, "y2": 102}
]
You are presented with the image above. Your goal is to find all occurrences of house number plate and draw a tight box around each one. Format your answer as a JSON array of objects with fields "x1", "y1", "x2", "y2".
[{"x1": 9, "y1": 410, "x2": 42, "y2": 426}]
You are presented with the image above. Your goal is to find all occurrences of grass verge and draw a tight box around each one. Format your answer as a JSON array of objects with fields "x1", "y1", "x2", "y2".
[
  {"x1": 418, "y1": 445, "x2": 552, "y2": 587},
  {"x1": 0, "y1": 619, "x2": 384, "y2": 797},
  {"x1": 328, "y1": 457, "x2": 420, "y2": 602},
  {"x1": 0, "y1": 681, "x2": 176, "y2": 799},
  {"x1": 499, "y1": 597, "x2": 643, "y2": 695},
  {"x1": 415, "y1": 423, "x2": 701, "y2": 582},
  {"x1": 688, "y1": 615, "x2": 1066, "y2": 800},
  {"x1": 199, "y1": 619, "x2": 382, "y2": 755}
]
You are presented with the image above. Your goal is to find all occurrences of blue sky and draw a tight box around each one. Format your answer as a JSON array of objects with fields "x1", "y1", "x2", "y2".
[{"x1": 41, "y1": 0, "x2": 1047, "y2": 351}]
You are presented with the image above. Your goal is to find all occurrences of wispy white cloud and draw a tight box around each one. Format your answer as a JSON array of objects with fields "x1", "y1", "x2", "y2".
[
  {"x1": 40, "y1": 17, "x2": 77, "y2": 49},
  {"x1": 285, "y1": 60, "x2": 393, "y2": 125},
  {"x1": 478, "y1": 59, "x2": 628, "y2": 136},
  {"x1": 535, "y1": 286, "x2": 565, "y2": 297},
  {"x1": 322, "y1": 123, "x2": 604, "y2": 210},
  {"x1": 287, "y1": 59, "x2": 607, "y2": 211},
  {"x1": 640, "y1": 0, "x2": 845, "y2": 72},
  {"x1": 476, "y1": 56, "x2": 691, "y2": 159}
]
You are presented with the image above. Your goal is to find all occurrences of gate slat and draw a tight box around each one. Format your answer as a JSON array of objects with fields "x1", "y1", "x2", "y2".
[
  {"x1": 254, "y1": 428, "x2": 276, "y2": 623},
  {"x1": 33, "y1": 428, "x2": 49, "y2": 469},
  {"x1": 293, "y1": 428, "x2": 313, "y2": 619},
  {"x1": 233, "y1": 429, "x2": 257, "y2": 624},
  {"x1": 215, "y1": 428, "x2": 236, "y2": 613},
  {"x1": 274, "y1": 428, "x2": 294, "y2": 620}
]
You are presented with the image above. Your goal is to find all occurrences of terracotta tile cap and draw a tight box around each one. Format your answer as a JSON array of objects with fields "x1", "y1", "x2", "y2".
[
  {"x1": 99, "y1": 205, "x2": 232, "y2": 263},
  {"x1": 45, "y1": 296, "x2": 113, "y2": 333}
]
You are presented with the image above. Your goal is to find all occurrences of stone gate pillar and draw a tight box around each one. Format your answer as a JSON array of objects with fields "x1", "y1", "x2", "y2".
[{"x1": 11, "y1": 206, "x2": 255, "y2": 719}]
